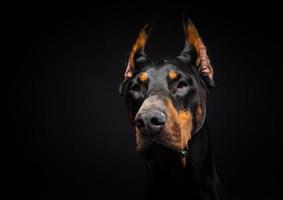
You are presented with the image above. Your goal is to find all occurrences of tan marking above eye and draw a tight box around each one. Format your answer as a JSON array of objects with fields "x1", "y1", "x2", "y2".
[
  {"x1": 168, "y1": 70, "x2": 178, "y2": 80},
  {"x1": 138, "y1": 72, "x2": 148, "y2": 82}
]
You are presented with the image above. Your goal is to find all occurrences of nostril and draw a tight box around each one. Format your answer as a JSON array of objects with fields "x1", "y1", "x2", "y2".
[
  {"x1": 136, "y1": 111, "x2": 165, "y2": 135},
  {"x1": 150, "y1": 117, "x2": 165, "y2": 126},
  {"x1": 149, "y1": 112, "x2": 166, "y2": 127},
  {"x1": 135, "y1": 110, "x2": 166, "y2": 136}
]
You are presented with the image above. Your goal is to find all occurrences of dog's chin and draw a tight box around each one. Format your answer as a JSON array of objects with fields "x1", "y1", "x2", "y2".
[{"x1": 137, "y1": 142, "x2": 181, "y2": 161}]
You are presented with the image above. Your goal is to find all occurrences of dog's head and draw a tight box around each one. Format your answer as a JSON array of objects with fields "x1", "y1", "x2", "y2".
[{"x1": 119, "y1": 16, "x2": 214, "y2": 159}]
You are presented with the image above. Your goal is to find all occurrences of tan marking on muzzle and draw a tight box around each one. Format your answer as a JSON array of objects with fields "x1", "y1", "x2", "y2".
[
  {"x1": 135, "y1": 127, "x2": 144, "y2": 152},
  {"x1": 165, "y1": 100, "x2": 193, "y2": 150},
  {"x1": 195, "y1": 105, "x2": 202, "y2": 124},
  {"x1": 178, "y1": 110, "x2": 192, "y2": 149}
]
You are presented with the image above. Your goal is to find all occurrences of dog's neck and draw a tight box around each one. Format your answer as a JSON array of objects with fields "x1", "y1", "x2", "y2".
[
  {"x1": 146, "y1": 149, "x2": 188, "y2": 183},
  {"x1": 145, "y1": 147, "x2": 194, "y2": 199},
  {"x1": 144, "y1": 122, "x2": 222, "y2": 199}
]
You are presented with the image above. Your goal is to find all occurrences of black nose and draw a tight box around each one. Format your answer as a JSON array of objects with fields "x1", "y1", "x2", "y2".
[{"x1": 136, "y1": 110, "x2": 166, "y2": 136}]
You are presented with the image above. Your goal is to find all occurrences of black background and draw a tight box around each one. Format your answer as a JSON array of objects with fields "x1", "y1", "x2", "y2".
[{"x1": 8, "y1": 3, "x2": 283, "y2": 200}]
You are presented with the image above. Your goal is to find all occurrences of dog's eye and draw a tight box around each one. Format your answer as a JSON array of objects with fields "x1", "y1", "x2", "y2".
[
  {"x1": 177, "y1": 81, "x2": 188, "y2": 89},
  {"x1": 131, "y1": 84, "x2": 141, "y2": 92},
  {"x1": 175, "y1": 81, "x2": 189, "y2": 95}
]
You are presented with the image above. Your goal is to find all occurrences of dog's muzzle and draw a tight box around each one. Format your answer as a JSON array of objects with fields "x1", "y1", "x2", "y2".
[{"x1": 135, "y1": 95, "x2": 167, "y2": 135}]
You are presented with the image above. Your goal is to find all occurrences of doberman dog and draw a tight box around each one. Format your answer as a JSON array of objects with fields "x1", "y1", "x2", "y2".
[{"x1": 119, "y1": 15, "x2": 225, "y2": 200}]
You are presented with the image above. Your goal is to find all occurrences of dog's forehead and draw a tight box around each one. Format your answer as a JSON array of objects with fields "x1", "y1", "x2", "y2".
[
  {"x1": 142, "y1": 65, "x2": 173, "y2": 88},
  {"x1": 145, "y1": 64, "x2": 179, "y2": 80},
  {"x1": 142, "y1": 62, "x2": 193, "y2": 83}
]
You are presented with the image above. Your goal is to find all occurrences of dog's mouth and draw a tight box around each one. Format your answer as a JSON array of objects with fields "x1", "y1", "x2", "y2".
[
  {"x1": 137, "y1": 140, "x2": 188, "y2": 161},
  {"x1": 134, "y1": 118, "x2": 190, "y2": 160}
]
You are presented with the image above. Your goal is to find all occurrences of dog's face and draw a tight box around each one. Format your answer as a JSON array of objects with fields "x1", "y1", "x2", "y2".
[{"x1": 119, "y1": 17, "x2": 214, "y2": 159}]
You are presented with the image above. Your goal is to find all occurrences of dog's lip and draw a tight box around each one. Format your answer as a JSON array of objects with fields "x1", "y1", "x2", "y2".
[
  {"x1": 138, "y1": 141, "x2": 182, "y2": 160},
  {"x1": 138, "y1": 128, "x2": 162, "y2": 137}
]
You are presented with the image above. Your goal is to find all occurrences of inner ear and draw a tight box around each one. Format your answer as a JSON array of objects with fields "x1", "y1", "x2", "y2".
[
  {"x1": 124, "y1": 22, "x2": 153, "y2": 79},
  {"x1": 180, "y1": 15, "x2": 215, "y2": 89}
]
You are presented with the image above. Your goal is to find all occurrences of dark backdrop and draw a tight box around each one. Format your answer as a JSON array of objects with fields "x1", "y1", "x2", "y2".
[{"x1": 8, "y1": 3, "x2": 283, "y2": 200}]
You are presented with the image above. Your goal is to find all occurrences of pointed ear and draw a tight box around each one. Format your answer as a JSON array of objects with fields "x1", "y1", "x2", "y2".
[
  {"x1": 179, "y1": 15, "x2": 214, "y2": 89},
  {"x1": 124, "y1": 22, "x2": 153, "y2": 79}
]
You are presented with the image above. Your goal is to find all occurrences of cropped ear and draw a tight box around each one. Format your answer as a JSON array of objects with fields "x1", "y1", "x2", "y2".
[
  {"x1": 124, "y1": 22, "x2": 153, "y2": 79},
  {"x1": 119, "y1": 22, "x2": 153, "y2": 96},
  {"x1": 178, "y1": 15, "x2": 215, "y2": 89}
]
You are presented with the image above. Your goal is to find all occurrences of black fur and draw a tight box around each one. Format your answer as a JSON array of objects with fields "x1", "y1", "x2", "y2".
[{"x1": 119, "y1": 18, "x2": 225, "y2": 199}]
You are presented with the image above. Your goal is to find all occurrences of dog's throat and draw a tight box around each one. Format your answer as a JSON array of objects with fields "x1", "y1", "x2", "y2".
[
  {"x1": 145, "y1": 153, "x2": 189, "y2": 198},
  {"x1": 146, "y1": 145, "x2": 189, "y2": 179}
]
